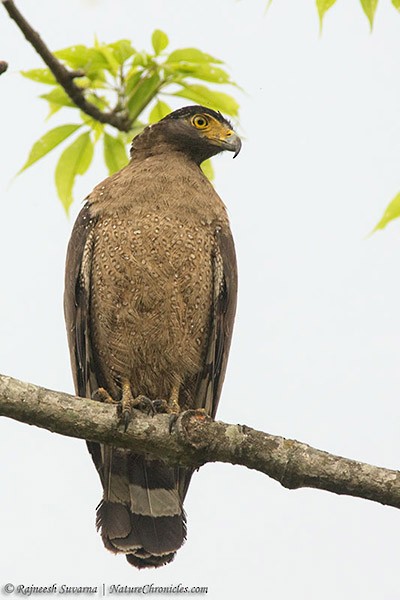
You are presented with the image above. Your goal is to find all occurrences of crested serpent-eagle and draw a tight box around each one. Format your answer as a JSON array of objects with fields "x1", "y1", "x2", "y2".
[{"x1": 64, "y1": 105, "x2": 241, "y2": 568}]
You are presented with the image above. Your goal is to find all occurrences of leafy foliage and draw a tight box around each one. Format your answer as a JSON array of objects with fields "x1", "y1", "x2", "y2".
[
  {"x1": 20, "y1": 31, "x2": 239, "y2": 212},
  {"x1": 360, "y1": 0, "x2": 379, "y2": 29},
  {"x1": 316, "y1": 0, "x2": 400, "y2": 230},
  {"x1": 18, "y1": 124, "x2": 82, "y2": 173},
  {"x1": 103, "y1": 132, "x2": 129, "y2": 175},
  {"x1": 372, "y1": 193, "x2": 400, "y2": 233},
  {"x1": 316, "y1": 0, "x2": 338, "y2": 29},
  {"x1": 55, "y1": 131, "x2": 94, "y2": 210},
  {"x1": 316, "y1": 0, "x2": 391, "y2": 30}
]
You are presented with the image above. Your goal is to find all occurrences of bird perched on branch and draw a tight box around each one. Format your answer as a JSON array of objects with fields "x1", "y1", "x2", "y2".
[{"x1": 64, "y1": 105, "x2": 241, "y2": 568}]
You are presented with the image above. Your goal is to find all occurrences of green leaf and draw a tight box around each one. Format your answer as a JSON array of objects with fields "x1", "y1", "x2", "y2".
[
  {"x1": 127, "y1": 72, "x2": 161, "y2": 122},
  {"x1": 55, "y1": 131, "x2": 94, "y2": 212},
  {"x1": 40, "y1": 87, "x2": 75, "y2": 107},
  {"x1": 87, "y1": 48, "x2": 115, "y2": 73},
  {"x1": 316, "y1": 0, "x2": 337, "y2": 29},
  {"x1": 131, "y1": 51, "x2": 151, "y2": 68},
  {"x1": 392, "y1": 0, "x2": 400, "y2": 10},
  {"x1": 174, "y1": 84, "x2": 239, "y2": 116},
  {"x1": 265, "y1": 0, "x2": 274, "y2": 13},
  {"x1": 372, "y1": 192, "x2": 400, "y2": 233},
  {"x1": 79, "y1": 112, "x2": 105, "y2": 140},
  {"x1": 95, "y1": 45, "x2": 120, "y2": 76},
  {"x1": 21, "y1": 68, "x2": 56, "y2": 85},
  {"x1": 86, "y1": 92, "x2": 110, "y2": 111},
  {"x1": 360, "y1": 0, "x2": 379, "y2": 29},
  {"x1": 125, "y1": 68, "x2": 144, "y2": 95},
  {"x1": 54, "y1": 45, "x2": 111, "y2": 77},
  {"x1": 103, "y1": 132, "x2": 129, "y2": 175},
  {"x1": 54, "y1": 45, "x2": 92, "y2": 69},
  {"x1": 152, "y1": 30, "x2": 169, "y2": 55},
  {"x1": 148, "y1": 100, "x2": 171, "y2": 123},
  {"x1": 19, "y1": 124, "x2": 82, "y2": 173},
  {"x1": 83, "y1": 67, "x2": 107, "y2": 85},
  {"x1": 108, "y1": 39, "x2": 136, "y2": 64},
  {"x1": 46, "y1": 103, "x2": 62, "y2": 119},
  {"x1": 166, "y1": 48, "x2": 222, "y2": 64},
  {"x1": 200, "y1": 158, "x2": 214, "y2": 181},
  {"x1": 73, "y1": 76, "x2": 92, "y2": 89},
  {"x1": 165, "y1": 63, "x2": 232, "y2": 84}
]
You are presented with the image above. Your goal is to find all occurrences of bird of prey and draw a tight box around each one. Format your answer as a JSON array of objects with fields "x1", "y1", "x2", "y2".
[{"x1": 64, "y1": 105, "x2": 241, "y2": 568}]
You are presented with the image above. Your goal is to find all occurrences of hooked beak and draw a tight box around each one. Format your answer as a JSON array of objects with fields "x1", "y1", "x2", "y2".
[{"x1": 220, "y1": 131, "x2": 242, "y2": 158}]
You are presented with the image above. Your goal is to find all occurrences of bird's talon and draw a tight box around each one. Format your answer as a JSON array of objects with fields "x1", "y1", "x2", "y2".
[
  {"x1": 167, "y1": 398, "x2": 181, "y2": 415},
  {"x1": 168, "y1": 413, "x2": 179, "y2": 433},
  {"x1": 92, "y1": 387, "x2": 116, "y2": 404},
  {"x1": 116, "y1": 400, "x2": 132, "y2": 429},
  {"x1": 135, "y1": 394, "x2": 156, "y2": 416},
  {"x1": 123, "y1": 409, "x2": 131, "y2": 432},
  {"x1": 117, "y1": 393, "x2": 160, "y2": 428},
  {"x1": 152, "y1": 398, "x2": 169, "y2": 414}
]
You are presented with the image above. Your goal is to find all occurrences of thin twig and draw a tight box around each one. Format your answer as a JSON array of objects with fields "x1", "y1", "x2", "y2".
[
  {"x1": 2, "y1": 0, "x2": 132, "y2": 131},
  {"x1": 1, "y1": 372, "x2": 400, "y2": 510}
]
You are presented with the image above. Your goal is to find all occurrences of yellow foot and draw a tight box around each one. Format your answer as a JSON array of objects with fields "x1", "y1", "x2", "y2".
[
  {"x1": 118, "y1": 380, "x2": 160, "y2": 430},
  {"x1": 151, "y1": 397, "x2": 180, "y2": 415},
  {"x1": 166, "y1": 384, "x2": 181, "y2": 415},
  {"x1": 92, "y1": 387, "x2": 117, "y2": 404},
  {"x1": 167, "y1": 398, "x2": 181, "y2": 414}
]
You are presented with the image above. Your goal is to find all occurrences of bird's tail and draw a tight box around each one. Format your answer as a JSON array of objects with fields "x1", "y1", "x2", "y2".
[{"x1": 95, "y1": 449, "x2": 186, "y2": 568}]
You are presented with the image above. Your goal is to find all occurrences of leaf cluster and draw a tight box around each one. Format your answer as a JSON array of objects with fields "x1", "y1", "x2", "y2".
[
  {"x1": 19, "y1": 31, "x2": 239, "y2": 212},
  {"x1": 317, "y1": 0, "x2": 399, "y2": 30},
  {"x1": 315, "y1": 0, "x2": 400, "y2": 233}
]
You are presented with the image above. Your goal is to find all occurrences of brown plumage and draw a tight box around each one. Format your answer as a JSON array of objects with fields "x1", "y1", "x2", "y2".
[{"x1": 64, "y1": 105, "x2": 240, "y2": 568}]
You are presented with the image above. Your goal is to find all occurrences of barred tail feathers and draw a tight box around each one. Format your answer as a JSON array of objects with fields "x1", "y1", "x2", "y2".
[{"x1": 95, "y1": 451, "x2": 186, "y2": 568}]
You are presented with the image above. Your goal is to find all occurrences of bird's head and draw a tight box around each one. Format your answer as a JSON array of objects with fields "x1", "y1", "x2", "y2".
[{"x1": 130, "y1": 105, "x2": 241, "y2": 165}]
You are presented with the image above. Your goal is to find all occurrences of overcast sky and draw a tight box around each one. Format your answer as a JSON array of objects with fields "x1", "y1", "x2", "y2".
[{"x1": 2, "y1": 1, "x2": 400, "y2": 598}]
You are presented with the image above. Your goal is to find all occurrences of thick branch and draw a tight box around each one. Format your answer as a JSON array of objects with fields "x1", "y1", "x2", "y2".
[
  {"x1": 0, "y1": 373, "x2": 399, "y2": 509},
  {"x1": 2, "y1": 0, "x2": 131, "y2": 131}
]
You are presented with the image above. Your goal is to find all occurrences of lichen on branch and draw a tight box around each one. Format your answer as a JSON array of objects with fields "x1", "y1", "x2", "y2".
[{"x1": 1, "y1": 373, "x2": 400, "y2": 511}]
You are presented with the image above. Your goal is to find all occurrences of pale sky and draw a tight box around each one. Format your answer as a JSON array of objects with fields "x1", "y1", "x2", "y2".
[{"x1": 2, "y1": 1, "x2": 400, "y2": 598}]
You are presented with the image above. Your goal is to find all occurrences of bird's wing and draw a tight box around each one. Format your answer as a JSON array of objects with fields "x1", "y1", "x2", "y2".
[
  {"x1": 179, "y1": 225, "x2": 237, "y2": 501},
  {"x1": 64, "y1": 203, "x2": 107, "y2": 482},
  {"x1": 64, "y1": 202, "x2": 99, "y2": 399},
  {"x1": 195, "y1": 225, "x2": 238, "y2": 418}
]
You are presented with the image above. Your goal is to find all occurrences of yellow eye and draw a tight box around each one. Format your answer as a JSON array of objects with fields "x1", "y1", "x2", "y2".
[{"x1": 192, "y1": 114, "x2": 209, "y2": 129}]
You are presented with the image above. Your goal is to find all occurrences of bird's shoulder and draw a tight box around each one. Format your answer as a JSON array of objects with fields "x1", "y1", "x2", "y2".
[{"x1": 85, "y1": 155, "x2": 229, "y2": 226}]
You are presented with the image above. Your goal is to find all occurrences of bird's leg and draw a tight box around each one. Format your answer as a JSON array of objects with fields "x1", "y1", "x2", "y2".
[
  {"x1": 93, "y1": 384, "x2": 160, "y2": 429},
  {"x1": 119, "y1": 379, "x2": 134, "y2": 430},
  {"x1": 92, "y1": 387, "x2": 118, "y2": 404},
  {"x1": 147, "y1": 384, "x2": 181, "y2": 415},
  {"x1": 151, "y1": 398, "x2": 169, "y2": 413},
  {"x1": 147, "y1": 388, "x2": 181, "y2": 432},
  {"x1": 167, "y1": 384, "x2": 181, "y2": 414},
  {"x1": 146, "y1": 385, "x2": 181, "y2": 416},
  {"x1": 162, "y1": 384, "x2": 181, "y2": 432},
  {"x1": 118, "y1": 379, "x2": 159, "y2": 430},
  {"x1": 114, "y1": 380, "x2": 183, "y2": 430}
]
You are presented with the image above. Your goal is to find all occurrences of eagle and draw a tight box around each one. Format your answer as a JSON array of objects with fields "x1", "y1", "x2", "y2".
[{"x1": 64, "y1": 105, "x2": 241, "y2": 568}]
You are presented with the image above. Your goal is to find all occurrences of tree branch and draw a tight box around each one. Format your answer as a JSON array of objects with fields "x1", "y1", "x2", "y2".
[
  {"x1": 0, "y1": 60, "x2": 8, "y2": 75},
  {"x1": 2, "y1": 0, "x2": 132, "y2": 131},
  {"x1": 1, "y1": 372, "x2": 399, "y2": 509}
]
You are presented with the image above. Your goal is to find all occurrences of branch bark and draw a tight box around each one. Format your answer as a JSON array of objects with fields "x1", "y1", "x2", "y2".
[
  {"x1": 1, "y1": 372, "x2": 399, "y2": 509},
  {"x1": 2, "y1": 0, "x2": 131, "y2": 131},
  {"x1": 0, "y1": 60, "x2": 8, "y2": 75}
]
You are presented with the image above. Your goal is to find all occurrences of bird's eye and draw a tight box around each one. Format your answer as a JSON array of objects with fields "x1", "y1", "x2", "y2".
[{"x1": 192, "y1": 115, "x2": 209, "y2": 129}]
